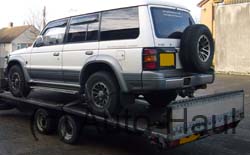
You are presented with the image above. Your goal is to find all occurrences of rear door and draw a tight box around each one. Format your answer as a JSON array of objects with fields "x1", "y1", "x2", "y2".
[
  {"x1": 63, "y1": 14, "x2": 100, "y2": 83},
  {"x1": 30, "y1": 19, "x2": 68, "y2": 82},
  {"x1": 150, "y1": 6, "x2": 194, "y2": 69}
]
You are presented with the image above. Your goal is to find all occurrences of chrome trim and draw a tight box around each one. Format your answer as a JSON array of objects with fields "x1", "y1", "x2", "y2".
[
  {"x1": 31, "y1": 80, "x2": 80, "y2": 88},
  {"x1": 30, "y1": 86, "x2": 79, "y2": 94}
]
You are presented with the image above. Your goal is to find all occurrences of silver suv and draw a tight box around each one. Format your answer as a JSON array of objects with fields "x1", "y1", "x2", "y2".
[{"x1": 6, "y1": 1, "x2": 215, "y2": 115}]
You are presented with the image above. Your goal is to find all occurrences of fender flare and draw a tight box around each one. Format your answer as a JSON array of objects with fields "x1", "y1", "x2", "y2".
[
  {"x1": 80, "y1": 55, "x2": 129, "y2": 92},
  {"x1": 7, "y1": 58, "x2": 30, "y2": 82}
]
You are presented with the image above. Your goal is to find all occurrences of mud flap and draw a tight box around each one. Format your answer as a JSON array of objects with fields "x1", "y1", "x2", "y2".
[{"x1": 0, "y1": 57, "x2": 7, "y2": 92}]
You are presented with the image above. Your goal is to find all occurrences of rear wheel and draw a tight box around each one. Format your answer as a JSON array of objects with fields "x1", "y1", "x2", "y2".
[
  {"x1": 85, "y1": 71, "x2": 120, "y2": 116},
  {"x1": 144, "y1": 91, "x2": 177, "y2": 107},
  {"x1": 8, "y1": 65, "x2": 30, "y2": 97}
]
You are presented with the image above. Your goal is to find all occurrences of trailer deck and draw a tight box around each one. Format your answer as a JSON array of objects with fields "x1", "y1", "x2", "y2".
[{"x1": 0, "y1": 89, "x2": 245, "y2": 149}]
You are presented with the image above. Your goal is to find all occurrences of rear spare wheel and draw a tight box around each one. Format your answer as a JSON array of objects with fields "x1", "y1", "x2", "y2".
[{"x1": 180, "y1": 24, "x2": 214, "y2": 73}]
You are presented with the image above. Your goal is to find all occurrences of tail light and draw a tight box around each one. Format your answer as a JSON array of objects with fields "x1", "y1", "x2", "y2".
[
  {"x1": 143, "y1": 48, "x2": 158, "y2": 70},
  {"x1": 143, "y1": 48, "x2": 176, "y2": 71}
]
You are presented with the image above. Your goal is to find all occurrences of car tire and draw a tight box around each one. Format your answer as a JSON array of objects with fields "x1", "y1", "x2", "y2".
[
  {"x1": 144, "y1": 91, "x2": 177, "y2": 107},
  {"x1": 58, "y1": 115, "x2": 81, "y2": 144},
  {"x1": 8, "y1": 65, "x2": 31, "y2": 97},
  {"x1": 34, "y1": 109, "x2": 57, "y2": 135},
  {"x1": 180, "y1": 24, "x2": 214, "y2": 73},
  {"x1": 85, "y1": 71, "x2": 120, "y2": 116}
]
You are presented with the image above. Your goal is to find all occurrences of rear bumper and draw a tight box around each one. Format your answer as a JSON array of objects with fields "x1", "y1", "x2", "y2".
[
  {"x1": 142, "y1": 73, "x2": 214, "y2": 91},
  {"x1": 123, "y1": 70, "x2": 215, "y2": 92}
]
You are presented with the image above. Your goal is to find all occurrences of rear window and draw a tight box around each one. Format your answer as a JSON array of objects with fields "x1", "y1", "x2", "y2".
[{"x1": 151, "y1": 7, "x2": 194, "y2": 39}]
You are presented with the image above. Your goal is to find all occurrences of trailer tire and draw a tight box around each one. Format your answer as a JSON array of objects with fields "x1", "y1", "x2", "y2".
[
  {"x1": 58, "y1": 115, "x2": 81, "y2": 144},
  {"x1": 144, "y1": 91, "x2": 177, "y2": 107},
  {"x1": 34, "y1": 109, "x2": 57, "y2": 135},
  {"x1": 8, "y1": 65, "x2": 30, "y2": 97}
]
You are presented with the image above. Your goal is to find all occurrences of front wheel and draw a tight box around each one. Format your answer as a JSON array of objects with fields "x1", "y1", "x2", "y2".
[
  {"x1": 8, "y1": 65, "x2": 30, "y2": 97},
  {"x1": 144, "y1": 91, "x2": 177, "y2": 107}
]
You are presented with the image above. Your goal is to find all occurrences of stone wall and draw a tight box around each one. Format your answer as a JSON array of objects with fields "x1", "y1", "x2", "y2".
[{"x1": 215, "y1": 3, "x2": 250, "y2": 74}]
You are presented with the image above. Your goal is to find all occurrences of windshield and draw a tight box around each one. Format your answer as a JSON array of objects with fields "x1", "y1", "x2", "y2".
[{"x1": 151, "y1": 7, "x2": 194, "y2": 39}]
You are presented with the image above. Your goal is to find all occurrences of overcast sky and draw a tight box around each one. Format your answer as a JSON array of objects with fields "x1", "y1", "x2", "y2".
[{"x1": 0, "y1": 0, "x2": 201, "y2": 29}]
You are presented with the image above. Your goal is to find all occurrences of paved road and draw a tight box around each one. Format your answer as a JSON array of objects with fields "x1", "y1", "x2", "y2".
[{"x1": 0, "y1": 74, "x2": 250, "y2": 155}]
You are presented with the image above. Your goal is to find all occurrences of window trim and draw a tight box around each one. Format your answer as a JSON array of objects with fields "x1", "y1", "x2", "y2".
[
  {"x1": 64, "y1": 13, "x2": 101, "y2": 44},
  {"x1": 34, "y1": 18, "x2": 69, "y2": 47},
  {"x1": 35, "y1": 6, "x2": 141, "y2": 47},
  {"x1": 150, "y1": 6, "x2": 194, "y2": 39}
]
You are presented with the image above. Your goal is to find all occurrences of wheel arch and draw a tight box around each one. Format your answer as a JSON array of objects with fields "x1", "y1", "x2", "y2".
[
  {"x1": 80, "y1": 57, "x2": 128, "y2": 93},
  {"x1": 7, "y1": 59, "x2": 30, "y2": 82}
]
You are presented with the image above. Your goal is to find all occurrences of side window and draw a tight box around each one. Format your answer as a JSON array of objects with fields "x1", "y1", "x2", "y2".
[
  {"x1": 17, "y1": 43, "x2": 29, "y2": 50},
  {"x1": 42, "y1": 19, "x2": 68, "y2": 46},
  {"x1": 67, "y1": 14, "x2": 99, "y2": 43},
  {"x1": 100, "y1": 7, "x2": 140, "y2": 41}
]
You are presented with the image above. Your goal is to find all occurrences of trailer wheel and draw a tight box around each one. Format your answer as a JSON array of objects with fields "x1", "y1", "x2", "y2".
[
  {"x1": 34, "y1": 109, "x2": 57, "y2": 135},
  {"x1": 58, "y1": 115, "x2": 81, "y2": 144}
]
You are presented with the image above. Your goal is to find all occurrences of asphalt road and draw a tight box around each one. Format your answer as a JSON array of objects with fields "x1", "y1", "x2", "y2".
[{"x1": 0, "y1": 74, "x2": 250, "y2": 155}]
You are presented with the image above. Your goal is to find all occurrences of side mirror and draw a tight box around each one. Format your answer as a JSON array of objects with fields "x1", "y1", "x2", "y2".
[{"x1": 35, "y1": 36, "x2": 44, "y2": 47}]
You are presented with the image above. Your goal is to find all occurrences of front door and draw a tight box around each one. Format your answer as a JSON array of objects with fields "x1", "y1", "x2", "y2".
[{"x1": 30, "y1": 19, "x2": 68, "y2": 82}]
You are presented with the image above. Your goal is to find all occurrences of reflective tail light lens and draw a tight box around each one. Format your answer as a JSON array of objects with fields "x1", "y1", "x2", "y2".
[{"x1": 143, "y1": 48, "x2": 158, "y2": 70}]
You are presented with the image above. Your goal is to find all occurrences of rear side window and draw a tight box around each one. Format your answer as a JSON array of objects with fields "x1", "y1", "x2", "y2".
[
  {"x1": 67, "y1": 14, "x2": 99, "y2": 43},
  {"x1": 100, "y1": 7, "x2": 140, "y2": 41},
  {"x1": 151, "y1": 7, "x2": 194, "y2": 39}
]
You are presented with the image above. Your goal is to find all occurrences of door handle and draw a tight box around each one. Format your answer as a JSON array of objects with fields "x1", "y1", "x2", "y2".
[
  {"x1": 53, "y1": 52, "x2": 60, "y2": 56},
  {"x1": 85, "y1": 51, "x2": 93, "y2": 55}
]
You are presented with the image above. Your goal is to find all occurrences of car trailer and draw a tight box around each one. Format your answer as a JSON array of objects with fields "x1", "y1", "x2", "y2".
[{"x1": 0, "y1": 86, "x2": 244, "y2": 149}]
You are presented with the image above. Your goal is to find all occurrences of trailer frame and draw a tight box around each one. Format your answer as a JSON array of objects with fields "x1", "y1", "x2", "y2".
[{"x1": 0, "y1": 89, "x2": 245, "y2": 149}]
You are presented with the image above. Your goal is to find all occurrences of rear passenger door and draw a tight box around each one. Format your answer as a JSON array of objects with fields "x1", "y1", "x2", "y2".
[{"x1": 63, "y1": 14, "x2": 100, "y2": 83}]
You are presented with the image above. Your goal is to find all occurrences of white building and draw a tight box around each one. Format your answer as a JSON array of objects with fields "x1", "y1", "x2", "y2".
[{"x1": 0, "y1": 23, "x2": 39, "y2": 58}]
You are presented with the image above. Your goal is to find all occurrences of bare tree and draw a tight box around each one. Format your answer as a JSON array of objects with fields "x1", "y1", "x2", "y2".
[
  {"x1": 22, "y1": 6, "x2": 47, "y2": 43},
  {"x1": 24, "y1": 6, "x2": 47, "y2": 31}
]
